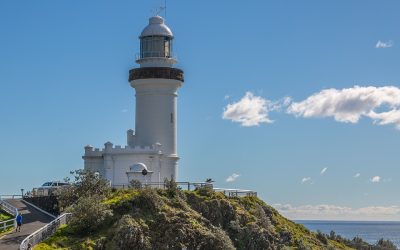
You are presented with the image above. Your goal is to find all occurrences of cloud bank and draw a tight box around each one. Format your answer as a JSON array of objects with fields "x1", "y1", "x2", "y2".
[
  {"x1": 273, "y1": 204, "x2": 400, "y2": 221},
  {"x1": 288, "y1": 86, "x2": 400, "y2": 129}
]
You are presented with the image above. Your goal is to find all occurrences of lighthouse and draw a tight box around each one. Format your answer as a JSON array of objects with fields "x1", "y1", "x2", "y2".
[{"x1": 83, "y1": 16, "x2": 184, "y2": 186}]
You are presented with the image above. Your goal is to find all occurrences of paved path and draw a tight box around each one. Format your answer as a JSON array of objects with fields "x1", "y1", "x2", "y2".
[{"x1": 0, "y1": 199, "x2": 53, "y2": 250}]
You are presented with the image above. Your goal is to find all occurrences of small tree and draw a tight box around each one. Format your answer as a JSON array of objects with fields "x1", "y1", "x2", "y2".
[
  {"x1": 164, "y1": 177, "x2": 179, "y2": 197},
  {"x1": 57, "y1": 169, "x2": 111, "y2": 210}
]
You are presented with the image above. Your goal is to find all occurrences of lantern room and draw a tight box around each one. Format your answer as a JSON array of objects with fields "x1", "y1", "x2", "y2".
[{"x1": 136, "y1": 16, "x2": 176, "y2": 67}]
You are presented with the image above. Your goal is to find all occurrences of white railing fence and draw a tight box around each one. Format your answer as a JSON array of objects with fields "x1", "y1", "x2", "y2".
[
  {"x1": 0, "y1": 195, "x2": 22, "y2": 200},
  {"x1": 20, "y1": 213, "x2": 72, "y2": 250},
  {"x1": 0, "y1": 219, "x2": 15, "y2": 231},
  {"x1": 0, "y1": 200, "x2": 18, "y2": 216},
  {"x1": 0, "y1": 199, "x2": 18, "y2": 231},
  {"x1": 113, "y1": 182, "x2": 258, "y2": 197}
]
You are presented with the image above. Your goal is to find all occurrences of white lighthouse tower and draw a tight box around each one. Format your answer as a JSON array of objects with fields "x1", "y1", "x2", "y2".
[{"x1": 83, "y1": 16, "x2": 184, "y2": 186}]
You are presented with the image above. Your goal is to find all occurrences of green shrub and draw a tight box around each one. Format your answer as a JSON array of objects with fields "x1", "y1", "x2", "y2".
[
  {"x1": 67, "y1": 194, "x2": 113, "y2": 235},
  {"x1": 316, "y1": 230, "x2": 328, "y2": 244},
  {"x1": 57, "y1": 169, "x2": 111, "y2": 210},
  {"x1": 164, "y1": 177, "x2": 179, "y2": 197},
  {"x1": 375, "y1": 238, "x2": 397, "y2": 250},
  {"x1": 195, "y1": 185, "x2": 214, "y2": 197},
  {"x1": 112, "y1": 215, "x2": 151, "y2": 250}
]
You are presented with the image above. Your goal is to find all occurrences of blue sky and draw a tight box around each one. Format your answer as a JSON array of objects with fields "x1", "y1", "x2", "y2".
[{"x1": 1, "y1": 0, "x2": 399, "y2": 220}]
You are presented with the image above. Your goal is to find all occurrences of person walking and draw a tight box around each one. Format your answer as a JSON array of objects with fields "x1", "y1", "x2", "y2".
[{"x1": 15, "y1": 212, "x2": 22, "y2": 232}]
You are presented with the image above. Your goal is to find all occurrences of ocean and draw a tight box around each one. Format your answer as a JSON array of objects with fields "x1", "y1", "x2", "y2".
[{"x1": 296, "y1": 220, "x2": 400, "y2": 248}]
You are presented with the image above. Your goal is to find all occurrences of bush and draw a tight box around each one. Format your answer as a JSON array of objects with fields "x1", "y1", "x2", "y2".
[
  {"x1": 113, "y1": 215, "x2": 151, "y2": 250},
  {"x1": 67, "y1": 194, "x2": 113, "y2": 235},
  {"x1": 316, "y1": 230, "x2": 328, "y2": 244},
  {"x1": 375, "y1": 238, "x2": 397, "y2": 250},
  {"x1": 57, "y1": 170, "x2": 111, "y2": 210},
  {"x1": 195, "y1": 185, "x2": 214, "y2": 197},
  {"x1": 164, "y1": 177, "x2": 179, "y2": 197},
  {"x1": 295, "y1": 239, "x2": 311, "y2": 250}
]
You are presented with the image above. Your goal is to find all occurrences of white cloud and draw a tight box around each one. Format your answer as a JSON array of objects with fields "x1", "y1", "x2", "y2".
[
  {"x1": 224, "y1": 95, "x2": 230, "y2": 100},
  {"x1": 287, "y1": 86, "x2": 400, "y2": 129},
  {"x1": 226, "y1": 173, "x2": 240, "y2": 182},
  {"x1": 301, "y1": 177, "x2": 312, "y2": 184},
  {"x1": 273, "y1": 203, "x2": 400, "y2": 221},
  {"x1": 222, "y1": 92, "x2": 280, "y2": 127},
  {"x1": 371, "y1": 176, "x2": 381, "y2": 183},
  {"x1": 376, "y1": 40, "x2": 394, "y2": 48},
  {"x1": 320, "y1": 167, "x2": 328, "y2": 175},
  {"x1": 354, "y1": 173, "x2": 361, "y2": 178}
]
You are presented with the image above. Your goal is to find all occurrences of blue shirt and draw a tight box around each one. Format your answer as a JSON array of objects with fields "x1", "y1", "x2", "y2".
[{"x1": 16, "y1": 214, "x2": 22, "y2": 223}]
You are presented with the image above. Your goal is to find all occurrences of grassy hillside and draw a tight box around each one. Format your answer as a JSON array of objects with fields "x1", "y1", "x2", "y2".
[{"x1": 34, "y1": 187, "x2": 352, "y2": 250}]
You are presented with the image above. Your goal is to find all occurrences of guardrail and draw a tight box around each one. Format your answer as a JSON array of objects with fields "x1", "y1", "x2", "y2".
[
  {"x1": 0, "y1": 200, "x2": 18, "y2": 216},
  {"x1": 0, "y1": 198, "x2": 19, "y2": 231},
  {"x1": 20, "y1": 213, "x2": 72, "y2": 250},
  {"x1": 0, "y1": 219, "x2": 15, "y2": 231},
  {"x1": 113, "y1": 181, "x2": 212, "y2": 191},
  {"x1": 213, "y1": 188, "x2": 257, "y2": 197},
  {"x1": 0, "y1": 195, "x2": 22, "y2": 200},
  {"x1": 112, "y1": 182, "x2": 257, "y2": 197}
]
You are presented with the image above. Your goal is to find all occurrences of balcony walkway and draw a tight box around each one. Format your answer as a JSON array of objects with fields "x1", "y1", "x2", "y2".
[{"x1": 0, "y1": 199, "x2": 53, "y2": 250}]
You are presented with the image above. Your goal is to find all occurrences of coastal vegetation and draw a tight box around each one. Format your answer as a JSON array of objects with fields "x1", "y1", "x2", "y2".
[
  {"x1": 0, "y1": 209, "x2": 12, "y2": 222},
  {"x1": 0, "y1": 209, "x2": 13, "y2": 235},
  {"x1": 34, "y1": 170, "x2": 397, "y2": 250}
]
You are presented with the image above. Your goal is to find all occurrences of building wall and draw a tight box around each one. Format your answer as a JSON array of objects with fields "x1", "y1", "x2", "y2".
[{"x1": 83, "y1": 146, "x2": 178, "y2": 186}]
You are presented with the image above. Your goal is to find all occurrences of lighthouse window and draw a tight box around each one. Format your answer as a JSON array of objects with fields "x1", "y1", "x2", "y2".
[
  {"x1": 141, "y1": 36, "x2": 172, "y2": 58},
  {"x1": 170, "y1": 113, "x2": 174, "y2": 123}
]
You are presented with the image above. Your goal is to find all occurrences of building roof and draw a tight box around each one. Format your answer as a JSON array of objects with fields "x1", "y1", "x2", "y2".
[{"x1": 140, "y1": 16, "x2": 173, "y2": 38}]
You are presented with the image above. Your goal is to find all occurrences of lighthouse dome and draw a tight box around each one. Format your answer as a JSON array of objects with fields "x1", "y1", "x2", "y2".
[{"x1": 140, "y1": 16, "x2": 173, "y2": 38}]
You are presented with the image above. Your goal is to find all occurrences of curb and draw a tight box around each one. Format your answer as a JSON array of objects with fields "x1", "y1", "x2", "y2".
[{"x1": 21, "y1": 200, "x2": 57, "y2": 219}]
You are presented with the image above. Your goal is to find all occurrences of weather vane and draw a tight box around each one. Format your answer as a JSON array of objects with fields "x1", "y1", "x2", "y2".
[{"x1": 151, "y1": 0, "x2": 167, "y2": 18}]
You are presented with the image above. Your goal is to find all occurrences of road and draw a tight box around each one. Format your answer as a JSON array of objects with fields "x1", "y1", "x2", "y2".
[{"x1": 0, "y1": 199, "x2": 53, "y2": 250}]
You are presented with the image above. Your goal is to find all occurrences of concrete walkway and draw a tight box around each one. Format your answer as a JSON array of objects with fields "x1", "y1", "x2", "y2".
[{"x1": 0, "y1": 199, "x2": 53, "y2": 250}]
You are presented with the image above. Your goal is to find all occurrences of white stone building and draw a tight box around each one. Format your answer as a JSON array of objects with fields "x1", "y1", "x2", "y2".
[{"x1": 83, "y1": 16, "x2": 184, "y2": 187}]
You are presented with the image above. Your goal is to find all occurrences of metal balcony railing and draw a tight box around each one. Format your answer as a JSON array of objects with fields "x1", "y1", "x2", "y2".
[{"x1": 135, "y1": 52, "x2": 176, "y2": 61}]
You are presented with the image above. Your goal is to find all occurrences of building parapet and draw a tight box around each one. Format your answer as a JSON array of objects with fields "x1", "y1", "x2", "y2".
[{"x1": 84, "y1": 143, "x2": 160, "y2": 157}]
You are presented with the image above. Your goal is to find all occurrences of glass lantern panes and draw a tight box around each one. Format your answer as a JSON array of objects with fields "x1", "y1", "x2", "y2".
[{"x1": 141, "y1": 36, "x2": 173, "y2": 58}]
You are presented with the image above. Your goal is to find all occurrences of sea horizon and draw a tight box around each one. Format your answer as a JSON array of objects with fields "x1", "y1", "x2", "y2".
[
  {"x1": 296, "y1": 220, "x2": 400, "y2": 247},
  {"x1": 295, "y1": 219, "x2": 400, "y2": 223}
]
